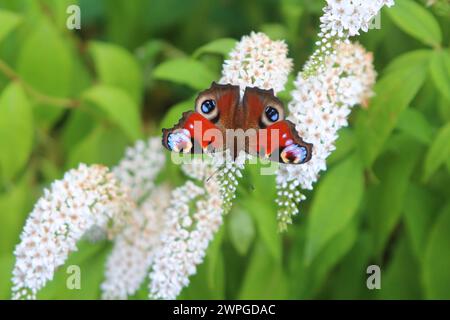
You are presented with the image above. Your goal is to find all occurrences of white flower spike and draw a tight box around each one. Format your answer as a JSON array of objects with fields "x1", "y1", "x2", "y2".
[
  {"x1": 276, "y1": 42, "x2": 377, "y2": 230},
  {"x1": 220, "y1": 31, "x2": 293, "y2": 94},
  {"x1": 12, "y1": 164, "x2": 133, "y2": 300}
]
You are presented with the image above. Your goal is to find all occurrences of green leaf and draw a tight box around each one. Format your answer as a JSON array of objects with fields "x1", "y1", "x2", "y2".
[
  {"x1": 0, "y1": 10, "x2": 22, "y2": 44},
  {"x1": 17, "y1": 20, "x2": 73, "y2": 126},
  {"x1": 104, "y1": 0, "x2": 152, "y2": 48},
  {"x1": 89, "y1": 41, "x2": 143, "y2": 104},
  {"x1": 309, "y1": 221, "x2": 357, "y2": 294},
  {"x1": 326, "y1": 232, "x2": 373, "y2": 299},
  {"x1": 228, "y1": 208, "x2": 255, "y2": 256},
  {"x1": 424, "y1": 204, "x2": 450, "y2": 299},
  {"x1": 82, "y1": 85, "x2": 142, "y2": 141},
  {"x1": 387, "y1": 0, "x2": 442, "y2": 47},
  {"x1": 305, "y1": 155, "x2": 363, "y2": 264},
  {"x1": 66, "y1": 126, "x2": 130, "y2": 169},
  {"x1": 0, "y1": 172, "x2": 32, "y2": 255},
  {"x1": 243, "y1": 165, "x2": 282, "y2": 263},
  {"x1": 0, "y1": 84, "x2": 33, "y2": 183},
  {"x1": 423, "y1": 122, "x2": 450, "y2": 181},
  {"x1": 153, "y1": 58, "x2": 217, "y2": 90},
  {"x1": 367, "y1": 137, "x2": 421, "y2": 257},
  {"x1": 447, "y1": 158, "x2": 450, "y2": 175},
  {"x1": 429, "y1": 50, "x2": 450, "y2": 102},
  {"x1": 403, "y1": 184, "x2": 439, "y2": 263},
  {"x1": 356, "y1": 50, "x2": 428, "y2": 167},
  {"x1": 61, "y1": 110, "x2": 96, "y2": 155},
  {"x1": 382, "y1": 49, "x2": 432, "y2": 75},
  {"x1": 192, "y1": 38, "x2": 236, "y2": 59},
  {"x1": 0, "y1": 253, "x2": 14, "y2": 299},
  {"x1": 206, "y1": 227, "x2": 225, "y2": 297},
  {"x1": 438, "y1": 96, "x2": 450, "y2": 123},
  {"x1": 327, "y1": 128, "x2": 356, "y2": 165},
  {"x1": 260, "y1": 24, "x2": 288, "y2": 41},
  {"x1": 293, "y1": 221, "x2": 358, "y2": 298},
  {"x1": 397, "y1": 108, "x2": 434, "y2": 144},
  {"x1": 244, "y1": 196, "x2": 281, "y2": 263},
  {"x1": 378, "y1": 237, "x2": 422, "y2": 299},
  {"x1": 159, "y1": 97, "x2": 196, "y2": 131},
  {"x1": 281, "y1": 0, "x2": 303, "y2": 41},
  {"x1": 238, "y1": 241, "x2": 288, "y2": 299}
]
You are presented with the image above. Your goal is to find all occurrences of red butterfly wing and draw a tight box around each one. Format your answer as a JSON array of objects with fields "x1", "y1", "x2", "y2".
[
  {"x1": 242, "y1": 87, "x2": 313, "y2": 164},
  {"x1": 162, "y1": 82, "x2": 240, "y2": 154}
]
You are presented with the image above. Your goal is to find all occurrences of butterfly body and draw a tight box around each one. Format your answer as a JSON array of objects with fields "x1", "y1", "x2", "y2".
[{"x1": 162, "y1": 82, "x2": 313, "y2": 164}]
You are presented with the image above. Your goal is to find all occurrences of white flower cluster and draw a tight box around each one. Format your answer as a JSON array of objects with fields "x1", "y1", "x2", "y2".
[
  {"x1": 11, "y1": 164, "x2": 132, "y2": 300},
  {"x1": 113, "y1": 138, "x2": 166, "y2": 203},
  {"x1": 321, "y1": 0, "x2": 394, "y2": 37},
  {"x1": 182, "y1": 152, "x2": 245, "y2": 211},
  {"x1": 276, "y1": 42, "x2": 376, "y2": 229},
  {"x1": 304, "y1": 0, "x2": 394, "y2": 76},
  {"x1": 220, "y1": 31, "x2": 293, "y2": 94},
  {"x1": 143, "y1": 151, "x2": 244, "y2": 299},
  {"x1": 101, "y1": 186, "x2": 171, "y2": 299},
  {"x1": 148, "y1": 180, "x2": 223, "y2": 299}
]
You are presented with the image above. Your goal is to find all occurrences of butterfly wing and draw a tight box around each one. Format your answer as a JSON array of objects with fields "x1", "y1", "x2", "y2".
[
  {"x1": 161, "y1": 82, "x2": 240, "y2": 154},
  {"x1": 242, "y1": 87, "x2": 313, "y2": 164}
]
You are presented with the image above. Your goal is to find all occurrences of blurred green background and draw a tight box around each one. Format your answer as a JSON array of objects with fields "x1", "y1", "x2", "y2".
[{"x1": 0, "y1": 0, "x2": 449, "y2": 299}]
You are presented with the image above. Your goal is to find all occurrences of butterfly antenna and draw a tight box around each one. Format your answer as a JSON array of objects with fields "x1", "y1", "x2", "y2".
[{"x1": 206, "y1": 165, "x2": 224, "y2": 183}]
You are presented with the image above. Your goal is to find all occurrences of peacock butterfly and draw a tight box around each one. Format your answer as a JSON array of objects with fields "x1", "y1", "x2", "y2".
[{"x1": 161, "y1": 82, "x2": 313, "y2": 164}]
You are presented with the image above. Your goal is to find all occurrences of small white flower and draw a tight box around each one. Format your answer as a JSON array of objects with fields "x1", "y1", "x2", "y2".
[
  {"x1": 12, "y1": 164, "x2": 133, "y2": 300},
  {"x1": 276, "y1": 42, "x2": 377, "y2": 230},
  {"x1": 149, "y1": 151, "x2": 245, "y2": 300},
  {"x1": 321, "y1": 0, "x2": 394, "y2": 37},
  {"x1": 101, "y1": 186, "x2": 171, "y2": 300},
  {"x1": 113, "y1": 137, "x2": 166, "y2": 203},
  {"x1": 148, "y1": 181, "x2": 209, "y2": 300},
  {"x1": 304, "y1": 0, "x2": 394, "y2": 76},
  {"x1": 220, "y1": 31, "x2": 293, "y2": 94}
]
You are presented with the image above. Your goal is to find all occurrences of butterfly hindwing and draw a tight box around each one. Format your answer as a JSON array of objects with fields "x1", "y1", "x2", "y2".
[
  {"x1": 265, "y1": 120, "x2": 313, "y2": 164},
  {"x1": 242, "y1": 86, "x2": 312, "y2": 164}
]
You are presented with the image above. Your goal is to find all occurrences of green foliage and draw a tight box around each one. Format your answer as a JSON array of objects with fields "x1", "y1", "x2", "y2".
[
  {"x1": 228, "y1": 209, "x2": 255, "y2": 256},
  {"x1": 0, "y1": 10, "x2": 21, "y2": 44},
  {"x1": 367, "y1": 136, "x2": 422, "y2": 257},
  {"x1": 388, "y1": 0, "x2": 442, "y2": 47},
  {"x1": 356, "y1": 50, "x2": 429, "y2": 167},
  {"x1": 238, "y1": 242, "x2": 288, "y2": 299},
  {"x1": 305, "y1": 155, "x2": 363, "y2": 264},
  {"x1": 88, "y1": 41, "x2": 143, "y2": 104},
  {"x1": 423, "y1": 122, "x2": 450, "y2": 181},
  {"x1": 17, "y1": 19, "x2": 74, "y2": 126},
  {"x1": 0, "y1": 84, "x2": 33, "y2": 183},
  {"x1": 0, "y1": 0, "x2": 449, "y2": 300},
  {"x1": 424, "y1": 204, "x2": 450, "y2": 299},
  {"x1": 429, "y1": 50, "x2": 450, "y2": 102},
  {"x1": 153, "y1": 58, "x2": 217, "y2": 90},
  {"x1": 193, "y1": 38, "x2": 237, "y2": 59},
  {"x1": 397, "y1": 108, "x2": 434, "y2": 144},
  {"x1": 81, "y1": 85, "x2": 142, "y2": 141}
]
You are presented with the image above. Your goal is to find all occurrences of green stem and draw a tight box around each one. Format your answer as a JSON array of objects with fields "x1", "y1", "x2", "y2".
[{"x1": 0, "y1": 58, "x2": 79, "y2": 108}]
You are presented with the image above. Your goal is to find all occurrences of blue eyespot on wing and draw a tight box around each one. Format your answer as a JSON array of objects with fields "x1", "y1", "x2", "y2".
[{"x1": 280, "y1": 144, "x2": 308, "y2": 164}]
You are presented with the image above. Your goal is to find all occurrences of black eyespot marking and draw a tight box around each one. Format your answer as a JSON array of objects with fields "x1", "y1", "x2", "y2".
[
  {"x1": 265, "y1": 106, "x2": 279, "y2": 122},
  {"x1": 201, "y1": 100, "x2": 216, "y2": 114}
]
